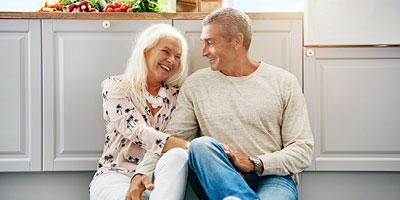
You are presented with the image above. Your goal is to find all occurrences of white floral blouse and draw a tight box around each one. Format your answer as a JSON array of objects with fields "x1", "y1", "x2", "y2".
[{"x1": 91, "y1": 76, "x2": 179, "y2": 182}]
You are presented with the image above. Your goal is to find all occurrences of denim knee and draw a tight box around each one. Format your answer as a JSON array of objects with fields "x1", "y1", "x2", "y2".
[
  {"x1": 189, "y1": 136, "x2": 218, "y2": 153},
  {"x1": 255, "y1": 175, "x2": 298, "y2": 200}
]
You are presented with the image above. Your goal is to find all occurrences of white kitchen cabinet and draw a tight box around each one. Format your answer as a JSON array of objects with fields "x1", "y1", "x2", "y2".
[
  {"x1": 2, "y1": 14, "x2": 400, "y2": 200},
  {"x1": 174, "y1": 19, "x2": 303, "y2": 85},
  {"x1": 1, "y1": 17, "x2": 303, "y2": 172},
  {"x1": 42, "y1": 19, "x2": 171, "y2": 171},
  {"x1": 304, "y1": 47, "x2": 400, "y2": 170},
  {"x1": 304, "y1": 0, "x2": 400, "y2": 46},
  {"x1": 0, "y1": 20, "x2": 42, "y2": 171}
]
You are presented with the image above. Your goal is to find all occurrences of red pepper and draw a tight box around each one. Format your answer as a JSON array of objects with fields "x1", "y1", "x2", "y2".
[
  {"x1": 76, "y1": 1, "x2": 88, "y2": 7},
  {"x1": 66, "y1": 3, "x2": 75, "y2": 12}
]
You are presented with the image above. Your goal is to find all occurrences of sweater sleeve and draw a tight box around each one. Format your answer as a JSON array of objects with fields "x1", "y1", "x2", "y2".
[
  {"x1": 133, "y1": 82, "x2": 199, "y2": 180},
  {"x1": 165, "y1": 81, "x2": 199, "y2": 141},
  {"x1": 259, "y1": 75, "x2": 314, "y2": 176},
  {"x1": 133, "y1": 151, "x2": 161, "y2": 181},
  {"x1": 102, "y1": 77, "x2": 170, "y2": 155}
]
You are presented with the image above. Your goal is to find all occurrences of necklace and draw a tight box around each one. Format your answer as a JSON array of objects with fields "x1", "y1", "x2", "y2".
[{"x1": 144, "y1": 87, "x2": 167, "y2": 108}]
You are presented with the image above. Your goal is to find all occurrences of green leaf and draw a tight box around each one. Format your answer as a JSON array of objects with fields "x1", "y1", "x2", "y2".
[{"x1": 128, "y1": 0, "x2": 170, "y2": 13}]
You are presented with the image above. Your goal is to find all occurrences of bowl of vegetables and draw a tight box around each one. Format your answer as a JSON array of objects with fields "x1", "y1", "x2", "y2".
[{"x1": 38, "y1": 0, "x2": 175, "y2": 13}]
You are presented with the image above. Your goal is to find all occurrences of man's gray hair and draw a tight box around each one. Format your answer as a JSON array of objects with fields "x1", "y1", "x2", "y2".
[{"x1": 203, "y1": 7, "x2": 252, "y2": 50}]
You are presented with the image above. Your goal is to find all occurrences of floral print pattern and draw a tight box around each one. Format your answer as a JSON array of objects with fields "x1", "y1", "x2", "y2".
[{"x1": 91, "y1": 76, "x2": 179, "y2": 182}]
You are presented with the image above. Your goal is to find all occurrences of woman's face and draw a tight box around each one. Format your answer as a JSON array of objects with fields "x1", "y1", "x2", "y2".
[{"x1": 145, "y1": 35, "x2": 182, "y2": 84}]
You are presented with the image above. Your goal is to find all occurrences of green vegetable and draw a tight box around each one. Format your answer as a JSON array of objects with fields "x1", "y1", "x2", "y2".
[
  {"x1": 129, "y1": 0, "x2": 170, "y2": 13},
  {"x1": 61, "y1": 0, "x2": 111, "y2": 10},
  {"x1": 61, "y1": 0, "x2": 170, "y2": 13},
  {"x1": 97, "y1": 0, "x2": 113, "y2": 9},
  {"x1": 61, "y1": 0, "x2": 79, "y2": 9},
  {"x1": 87, "y1": 0, "x2": 100, "y2": 9}
]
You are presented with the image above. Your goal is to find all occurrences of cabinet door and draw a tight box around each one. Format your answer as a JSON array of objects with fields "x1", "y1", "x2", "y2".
[
  {"x1": 304, "y1": 47, "x2": 400, "y2": 170},
  {"x1": 0, "y1": 20, "x2": 42, "y2": 171},
  {"x1": 173, "y1": 19, "x2": 303, "y2": 85},
  {"x1": 42, "y1": 19, "x2": 171, "y2": 171}
]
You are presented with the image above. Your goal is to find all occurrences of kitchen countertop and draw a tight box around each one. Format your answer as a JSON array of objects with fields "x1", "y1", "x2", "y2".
[{"x1": 0, "y1": 12, "x2": 303, "y2": 20}]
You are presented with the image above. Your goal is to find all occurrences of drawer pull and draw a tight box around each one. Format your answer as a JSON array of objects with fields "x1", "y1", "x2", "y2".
[
  {"x1": 306, "y1": 49, "x2": 314, "y2": 57},
  {"x1": 102, "y1": 20, "x2": 111, "y2": 29}
]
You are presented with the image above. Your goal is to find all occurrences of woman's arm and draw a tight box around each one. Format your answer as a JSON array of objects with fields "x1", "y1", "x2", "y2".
[
  {"x1": 102, "y1": 77, "x2": 176, "y2": 155},
  {"x1": 162, "y1": 136, "x2": 188, "y2": 153}
]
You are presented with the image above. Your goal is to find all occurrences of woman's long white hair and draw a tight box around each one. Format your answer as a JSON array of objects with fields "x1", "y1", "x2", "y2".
[{"x1": 121, "y1": 23, "x2": 189, "y2": 102}]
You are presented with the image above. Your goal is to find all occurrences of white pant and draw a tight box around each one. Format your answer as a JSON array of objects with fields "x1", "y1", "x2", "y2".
[{"x1": 90, "y1": 148, "x2": 188, "y2": 200}]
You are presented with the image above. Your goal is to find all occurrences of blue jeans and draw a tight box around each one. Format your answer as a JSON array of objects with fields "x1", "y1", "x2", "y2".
[{"x1": 188, "y1": 136, "x2": 298, "y2": 200}]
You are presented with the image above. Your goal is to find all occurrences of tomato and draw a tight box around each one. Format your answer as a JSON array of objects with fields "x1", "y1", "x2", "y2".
[
  {"x1": 115, "y1": 8, "x2": 122, "y2": 12},
  {"x1": 113, "y1": 2, "x2": 121, "y2": 8},
  {"x1": 120, "y1": 4, "x2": 127, "y2": 11},
  {"x1": 105, "y1": 4, "x2": 113, "y2": 9},
  {"x1": 106, "y1": 7, "x2": 114, "y2": 12},
  {"x1": 127, "y1": 8, "x2": 132, "y2": 12}
]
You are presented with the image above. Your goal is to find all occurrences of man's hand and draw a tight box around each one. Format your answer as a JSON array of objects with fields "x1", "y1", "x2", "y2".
[
  {"x1": 220, "y1": 143, "x2": 233, "y2": 155},
  {"x1": 220, "y1": 143, "x2": 263, "y2": 174},
  {"x1": 226, "y1": 151, "x2": 255, "y2": 173},
  {"x1": 125, "y1": 174, "x2": 154, "y2": 200}
]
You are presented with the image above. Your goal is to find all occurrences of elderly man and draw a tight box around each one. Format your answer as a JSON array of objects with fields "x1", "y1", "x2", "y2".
[{"x1": 130, "y1": 7, "x2": 314, "y2": 200}]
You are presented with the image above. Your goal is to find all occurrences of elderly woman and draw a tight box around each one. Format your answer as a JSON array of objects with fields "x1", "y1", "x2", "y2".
[{"x1": 89, "y1": 24, "x2": 190, "y2": 200}]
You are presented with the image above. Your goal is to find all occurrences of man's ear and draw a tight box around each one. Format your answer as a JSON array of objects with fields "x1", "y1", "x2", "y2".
[{"x1": 233, "y1": 33, "x2": 244, "y2": 50}]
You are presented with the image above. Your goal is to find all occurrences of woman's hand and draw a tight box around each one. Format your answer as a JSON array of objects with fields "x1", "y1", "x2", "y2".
[{"x1": 125, "y1": 174, "x2": 154, "y2": 200}]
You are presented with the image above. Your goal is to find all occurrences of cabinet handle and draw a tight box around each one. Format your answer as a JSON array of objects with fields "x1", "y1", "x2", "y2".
[
  {"x1": 102, "y1": 20, "x2": 111, "y2": 29},
  {"x1": 306, "y1": 49, "x2": 314, "y2": 57}
]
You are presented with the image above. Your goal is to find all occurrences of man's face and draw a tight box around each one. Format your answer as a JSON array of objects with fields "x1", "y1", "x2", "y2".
[{"x1": 200, "y1": 23, "x2": 236, "y2": 72}]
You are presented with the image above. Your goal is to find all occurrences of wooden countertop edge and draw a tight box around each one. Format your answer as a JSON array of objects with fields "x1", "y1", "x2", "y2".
[{"x1": 0, "y1": 12, "x2": 303, "y2": 20}]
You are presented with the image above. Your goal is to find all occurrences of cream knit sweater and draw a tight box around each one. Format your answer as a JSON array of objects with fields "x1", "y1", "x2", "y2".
[{"x1": 136, "y1": 62, "x2": 314, "y2": 183}]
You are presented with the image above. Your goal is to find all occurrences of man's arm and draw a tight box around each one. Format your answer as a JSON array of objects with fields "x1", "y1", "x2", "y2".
[
  {"x1": 226, "y1": 75, "x2": 314, "y2": 176},
  {"x1": 165, "y1": 81, "x2": 199, "y2": 140},
  {"x1": 126, "y1": 152, "x2": 160, "y2": 200},
  {"x1": 133, "y1": 78, "x2": 200, "y2": 178},
  {"x1": 258, "y1": 75, "x2": 314, "y2": 176},
  {"x1": 128, "y1": 80, "x2": 200, "y2": 198},
  {"x1": 133, "y1": 151, "x2": 161, "y2": 181}
]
